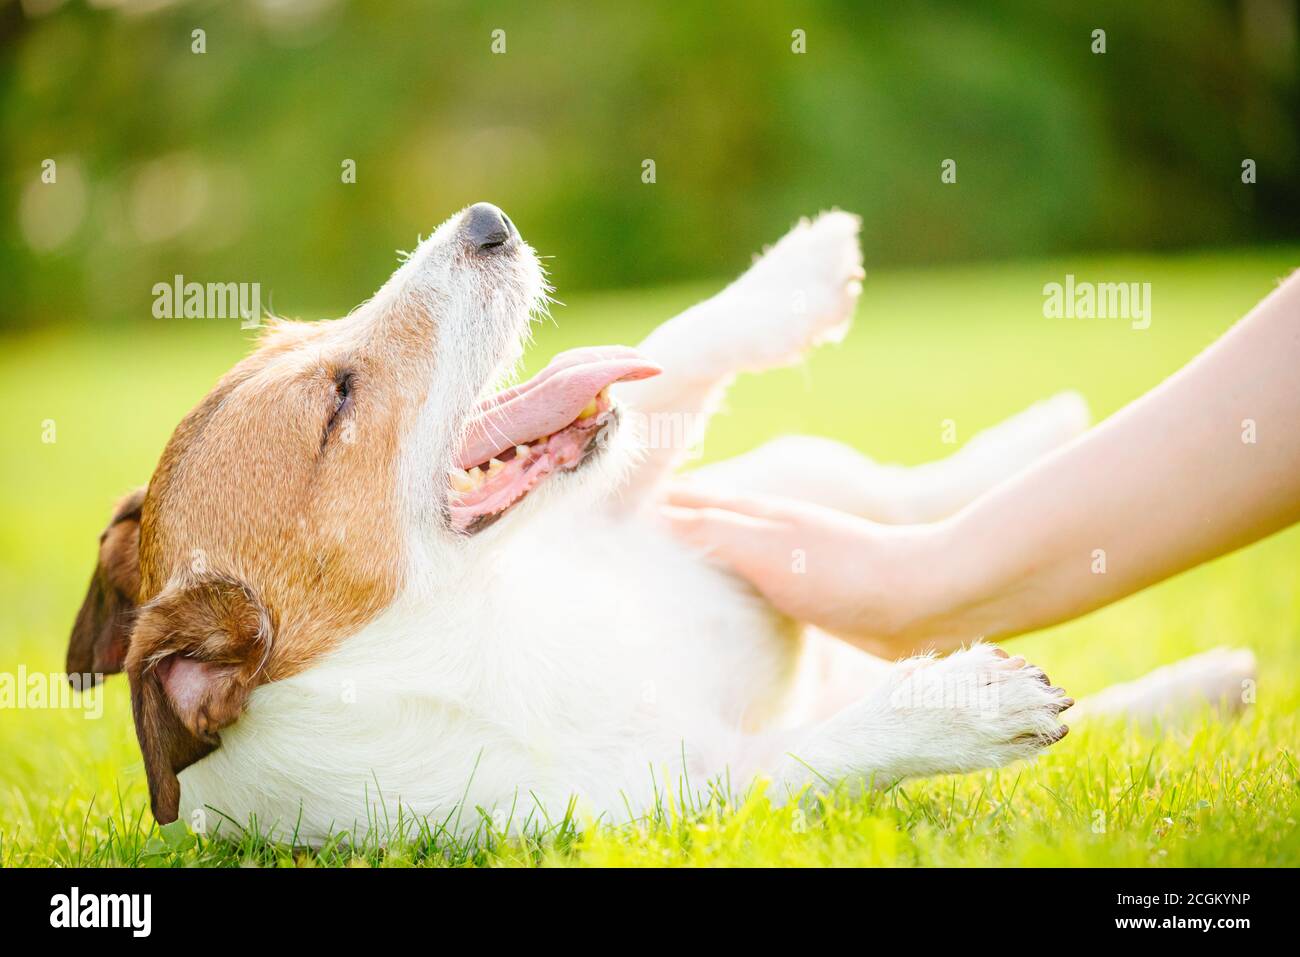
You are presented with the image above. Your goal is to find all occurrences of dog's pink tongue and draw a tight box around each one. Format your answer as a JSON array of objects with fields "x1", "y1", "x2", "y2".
[{"x1": 457, "y1": 347, "x2": 660, "y2": 468}]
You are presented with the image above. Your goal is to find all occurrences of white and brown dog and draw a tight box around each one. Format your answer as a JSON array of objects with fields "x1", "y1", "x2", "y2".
[{"x1": 68, "y1": 204, "x2": 1252, "y2": 841}]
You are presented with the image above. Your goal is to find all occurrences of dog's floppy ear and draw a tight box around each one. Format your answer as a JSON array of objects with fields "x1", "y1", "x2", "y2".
[
  {"x1": 67, "y1": 487, "x2": 148, "y2": 682},
  {"x1": 126, "y1": 578, "x2": 272, "y2": 824}
]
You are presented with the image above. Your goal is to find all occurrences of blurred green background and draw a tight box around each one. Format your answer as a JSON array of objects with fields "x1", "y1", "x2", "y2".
[{"x1": 1, "y1": 0, "x2": 1297, "y2": 329}]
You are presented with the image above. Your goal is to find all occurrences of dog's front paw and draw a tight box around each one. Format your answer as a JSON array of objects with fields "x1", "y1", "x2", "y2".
[
  {"x1": 728, "y1": 210, "x2": 864, "y2": 368},
  {"x1": 889, "y1": 643, "x2": 1073, "y2": 775}
]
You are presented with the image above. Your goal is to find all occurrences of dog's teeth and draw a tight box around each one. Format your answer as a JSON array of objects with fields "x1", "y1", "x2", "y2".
[
  {"x1": 578, "y1": 399, "x2": 599, "y2": 420},
  {"x1": 487, "y1": 457, "x2": 505, "y2": 478},
  {"x1": 468, "y1": 466, "x2": 485, "y2": 487},
  {"x1": 515, "y1": 445, "x2": 530, "y2": 460},
  {"x1": 448, "y1": 468, "x2": 474, "y2": 493}
]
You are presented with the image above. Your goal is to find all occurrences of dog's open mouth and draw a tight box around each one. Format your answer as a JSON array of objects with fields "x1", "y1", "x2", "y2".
[{"x1": 448, "y1": 346, "x2": 660, "y2": 532}]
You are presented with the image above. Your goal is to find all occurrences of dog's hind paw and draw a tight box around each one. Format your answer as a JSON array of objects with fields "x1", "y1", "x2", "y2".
[{"x1": 885, "y1": 643, "x2": 1074, "y2": 775}]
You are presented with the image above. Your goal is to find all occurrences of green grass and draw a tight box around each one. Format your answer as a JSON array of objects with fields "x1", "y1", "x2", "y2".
[{"x1": 2, "y1": 248, "x2": 1299, "y2": 867}]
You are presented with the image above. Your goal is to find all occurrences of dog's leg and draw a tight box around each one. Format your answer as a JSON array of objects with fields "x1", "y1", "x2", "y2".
[
  {"x1": 613, "y1": 212, "x2": 863, "y2": 504},
  {"x1": 745, "y1": 643, "x2": 1072, "y2": 796},
  {"x1": 1071, "y1": 647, "x2": 1257, "y2": 723},
  {"x1": 684, "y1": 391, "x2": 1090, "y2": 523}
]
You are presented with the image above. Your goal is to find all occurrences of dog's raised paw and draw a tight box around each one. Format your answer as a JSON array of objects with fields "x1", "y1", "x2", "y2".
[{"x1": 727, "y1": 210, "x2": 864, "y2": 368}]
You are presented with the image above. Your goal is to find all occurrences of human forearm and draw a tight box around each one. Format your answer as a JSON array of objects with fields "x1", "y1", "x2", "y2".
[{"x1": 906, "y1": 271, "x2": 1300, "y2": 649}]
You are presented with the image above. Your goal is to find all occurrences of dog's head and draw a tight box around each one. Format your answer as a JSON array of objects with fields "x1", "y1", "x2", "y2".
[{"x1": 68, "y1": 203, "x2": 658, "y2": 822}]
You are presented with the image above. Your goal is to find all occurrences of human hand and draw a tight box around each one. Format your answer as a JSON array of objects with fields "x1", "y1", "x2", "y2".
[{"x1": 660, "y1": 484, "x2": 951, "y2": 657}]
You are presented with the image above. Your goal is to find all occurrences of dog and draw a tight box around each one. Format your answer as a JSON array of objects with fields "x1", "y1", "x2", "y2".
[{"x1": 67, "y1": 204, "x2": 1254, "y2": 842}]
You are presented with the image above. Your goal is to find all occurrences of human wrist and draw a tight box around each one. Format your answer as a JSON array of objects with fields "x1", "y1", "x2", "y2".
[{"x1": 888, "y1": 515, "x2": 994, "y2": 652}]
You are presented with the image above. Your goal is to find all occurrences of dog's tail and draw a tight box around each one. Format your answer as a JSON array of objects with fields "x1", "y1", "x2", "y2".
[{"x1": 1072, "y1": 646, "x2": 1257, "y2": 722}]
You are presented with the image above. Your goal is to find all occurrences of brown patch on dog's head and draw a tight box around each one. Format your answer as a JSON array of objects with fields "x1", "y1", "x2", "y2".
[
  {"x1": 67, "y1": 487, "x2": 147, "y2": 681},
  {"x1": 73, "y1": 204, "x2": 546, "y2": 822},
  {"x1": 137, "y1": 314, "x2": 430, "y2": 673},
  {"x1": 121, "y1": 308, "x2": 440, "y2": 820},
  {"x1": 69, "y1": 310, "x2": 436, "y2": 821}
]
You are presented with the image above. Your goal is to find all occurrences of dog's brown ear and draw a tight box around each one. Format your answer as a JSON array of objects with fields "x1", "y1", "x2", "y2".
[
  {"x1": 67, "y1": 487, "x2": 148, "y2": 682},
  {"x1": 126, "y1": 578, "x2": 272, "y2": 824}
]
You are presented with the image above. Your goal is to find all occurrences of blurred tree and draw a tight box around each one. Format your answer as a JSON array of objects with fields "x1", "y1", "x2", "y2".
[{"x1": 0, "y1": 0, "x2": 1295, "y2": 330}]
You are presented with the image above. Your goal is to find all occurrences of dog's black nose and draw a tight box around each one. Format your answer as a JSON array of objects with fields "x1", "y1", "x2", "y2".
[{"x1": 463, "y1": 202, "x2": 516, "y2": 251}]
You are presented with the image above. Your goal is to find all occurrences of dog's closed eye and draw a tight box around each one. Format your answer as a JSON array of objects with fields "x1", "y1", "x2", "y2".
[{"x1": 324, "y1": 369, "x2": 355, "y2": 443}]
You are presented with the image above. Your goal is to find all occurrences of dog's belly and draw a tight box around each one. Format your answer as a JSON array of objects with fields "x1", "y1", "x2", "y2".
[
  {"x1": 177, "y1": 517, "x2": 800, "y2": 841},
  {"x1": 580, "y1": 523, "x2": 803, "y2": 726}
]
